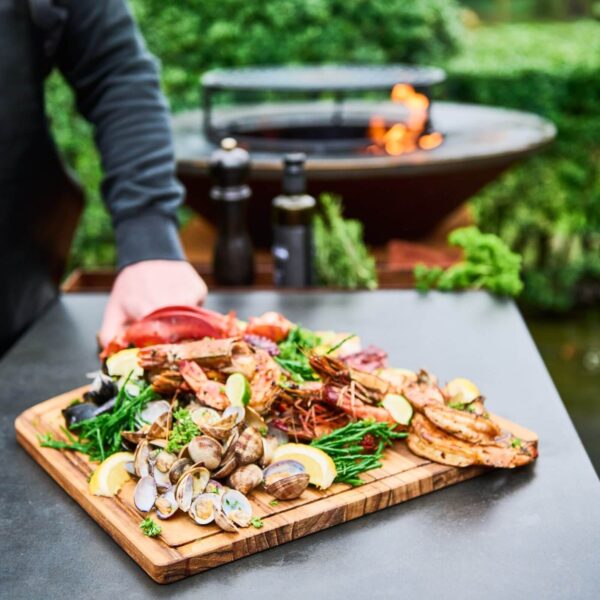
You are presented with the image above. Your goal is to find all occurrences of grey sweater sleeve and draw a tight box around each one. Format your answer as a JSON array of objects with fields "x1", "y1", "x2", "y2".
[{"x1": 54, "y1": 0, "x2": 185, "y2": 269}]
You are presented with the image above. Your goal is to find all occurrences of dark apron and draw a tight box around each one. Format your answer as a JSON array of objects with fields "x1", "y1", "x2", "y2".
[{"x1": 0, "y1": 0, "x2": 83, "y2": 355}]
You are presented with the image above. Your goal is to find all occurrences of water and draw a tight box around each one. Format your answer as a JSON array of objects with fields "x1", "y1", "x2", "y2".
[{"x1": 525, "y1": 309, "x2": 600, "y2": 476}]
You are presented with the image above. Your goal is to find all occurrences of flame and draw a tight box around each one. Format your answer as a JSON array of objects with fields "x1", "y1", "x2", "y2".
[{"x1": 368, "y1": 83, "x2": 443, "y2": 155}]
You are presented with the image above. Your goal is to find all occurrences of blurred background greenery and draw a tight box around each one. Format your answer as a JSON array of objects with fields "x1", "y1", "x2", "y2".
[
  {"x1": 49, "y1": 0, "x2": 600, "y2": 314},
  {"x1": 47, "y1": 0, "x2": 599, "y2": 472}
]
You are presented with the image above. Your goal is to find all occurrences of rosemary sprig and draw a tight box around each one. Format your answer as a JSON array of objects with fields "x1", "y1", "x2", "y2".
[{"x1": 311, "y1": 420, "x2": 407, "y2": 486}]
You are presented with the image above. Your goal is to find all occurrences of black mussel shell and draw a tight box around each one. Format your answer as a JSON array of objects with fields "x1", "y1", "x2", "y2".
[
  {"x1": 84, "y1": 373, "x2": 118, "y2": 406},
  {"x1": 63, "y1": 402, "x2": 97, "y2": 428}
]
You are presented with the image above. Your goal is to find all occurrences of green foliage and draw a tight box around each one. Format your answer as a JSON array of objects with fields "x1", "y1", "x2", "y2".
[
  {"x1": 132, "y1": 0, "x2": 463, "y2": 111},
  {"x1": 414, "y1": 227, "x2": 524, "y2": 297},
  {"x1": 442, "y1": 21, "x2": 600, "y2": 311},
  {"x1": 274, "y1": 326, "x2": 321, "y2": 383},
  {"x1": 314, "y1": 194, "x2": 378, "y2": 290}
]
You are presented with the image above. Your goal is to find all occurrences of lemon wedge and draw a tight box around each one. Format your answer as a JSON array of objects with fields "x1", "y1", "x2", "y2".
[
  {"x1": 272, "y1": 443, "x2": 337, "y2": 490},
  {"x1": 382, "y1": 393, "x2": 413, "y2": 425},
  {"x1": 88, "y1": 452, "x2": 134, "y2": 497},
  {"x1": 105, "y1": 348, "x2": 143, "y2": 378},
  {"x1": 445, "y1": 378, "x2": 480, "y2": 403}
]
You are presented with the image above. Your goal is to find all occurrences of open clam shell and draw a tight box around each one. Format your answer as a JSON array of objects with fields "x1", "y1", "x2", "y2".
[
  {"x1": 169, "y1": 457, "x2": 194, "y2": 485},
  {"x1": 260, "y1": 435, "x2": 279, "y2": 468},
  {"x1": 228, "y1": 464, "x2": 263, "y2": 496},
  {"x1": 214, "y1": 509, "x2": 238, "y2": 533},
  {"x1": 235, "y1": 427, "x2": 263, "y2": 465},
  {"x1": 175, "y1": 472, "x2": 194, "y2": 512},
  {"x1": 177, "y1": 466, "x2": 210, "y2": 503},
  {"x1": 221, "y1": 489, "x2": 253, "y2": 528},
  {"x1": 245, "y1": 406, "x2": 267, "y2": 432},
  {"x1": 133, "y1": 439, "x2": 151, "y2": 478},
  {"x1": 188, "y1": 436, "x2": 222, "y2": 470},
  {"x1": 147, "y1": 410, "x2": 172, "y2": 441},
  {"x1": 200, "y1": 413, "x2": 239, "y2": 441},
  {"x1": 222, "y1": 405, "x2": 245, "y2": 425},
  {"x1": 190, "y1": 406, "x2": 221, "y2": 429},
  {"x1": 139, "y1": 400, "x2": 170, "y2": 425},
  {"x1": 205, "y1": 479, "x2": 225, "y2": 495},
  {"x1": 212, "y1": 454, "x2": 237, "y2": 480},
  {"x1": 155, "y1": 450, "x2": 177, "y2": 473},
  {"x1": 134, "y1": 476, "x2": 157, "y2": 512},
  {"x1": 189, "y1": 493, "x2": 221, "y2": 525},
  {"x1": 263, "y1": 460, "x2": 310, "y2": 500},
  {"x1": 155, "y1": 489, "x2": 178, "y2": 519}
]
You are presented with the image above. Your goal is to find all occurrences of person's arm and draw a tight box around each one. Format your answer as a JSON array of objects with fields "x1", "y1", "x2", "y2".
[{"x1": 54, "y1": 0, "x2": 206, "y2": 345}]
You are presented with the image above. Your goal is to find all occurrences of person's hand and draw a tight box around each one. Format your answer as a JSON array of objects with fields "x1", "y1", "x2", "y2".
[{"x1": 99, "y1": 260, "x2": 207, "y2": 347}]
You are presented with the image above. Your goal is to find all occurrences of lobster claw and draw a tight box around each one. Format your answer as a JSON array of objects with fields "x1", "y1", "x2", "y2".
[{"x1": 100, "y1": 305, "x2": 241, "y2": 359}]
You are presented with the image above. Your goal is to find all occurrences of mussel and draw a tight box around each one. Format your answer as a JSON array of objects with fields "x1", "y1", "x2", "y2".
[
  {"x1": 83, "y1": 372, "x2": 118, "y2": 406},
  {"x1": 62, "y1": 402, "x2": 97, "y2": 428},
  {"x1": 263, "y1": 460, "x2": 310, "y2": 500},
  {"x1": 228, "y1": 464, "x2": 263, "y2": 495},
  {"x1": 234, "y1": 427, "x2": 263, "y2": 465}
]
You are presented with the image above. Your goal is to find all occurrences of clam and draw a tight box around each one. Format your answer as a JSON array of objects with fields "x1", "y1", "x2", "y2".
[
  {"x1": 245, "y1": 406, "x2": 267, "y2": 432},
  {"x1": 133, "y1": 439, "x2": 150, "y2": 478},
  {"x1": 222, "y1": 490, "x2": 253, "y2": 528},
  {"x1": 214, "y1": 509, "x2": 238, "y2": 533},
  {"x1": 228, "y1": 464, "x2": 263, "y2": 495},
  {"x1": 200, "y1": 413, "x2": 239, "y2": 441},
  {"x1": 155, "y1": 489, "x2": 178, "y2": 519},
  {"x1": 152, "y1": 464, "x2": 172, "y2": 491},
  {"x1": 191, "y1": 406, "x2": 221, "y2": 428},
  {"x1": 263, "y1": 460, "x2": 310, "y2": 500},
  {"x1": 189, "y1": 493, "x2": 220, "y2": 525},
  {"x1": 212, "y1": 454, "x2": 237, "y2": 480},
  {"x1": 177, "y1": 466, "x2": 210, "y2": 502},
  {"x1": 169, "y1": 457, "x2": 194, "y2": 485},
  {"x1": 134, "y1": 476, "x2": 157, "y2": 512},
  {"x1": 260, "y1": 435, "x2": 279, "y2": 468},
  {"x1": 187, "y1": 436, "x2": 222, "y2": 470},
  {"x1": 205, "y1": 479, "x2": 225, "y2": 495},
  {"x1": 148, "y1": 438, "x2": 168, "y2": 449},
  {"x1": 235, "y1": 427, "x2": 263, "y2": 465},
  {"x1": 121, "y1": 428, "x2": 148, "y2": 446},
  {"x1": 139, "y1": 400, "x2": 170, "y2": 425},
  {"x1": 174, "y1": 472, "x2": 194, "y2": 512},
  {"x1": 147, "y1": 410, "x2": 172, "y2": 440},
  {"x1": 222, "y1": 405, "x2": 245, "y2": 425},
  {"x1": 221, "y1": 428, "x2": 240, "y2": 458},
  {"x1": 155, "y1": 450, "x2": 177, "y2": 473}
]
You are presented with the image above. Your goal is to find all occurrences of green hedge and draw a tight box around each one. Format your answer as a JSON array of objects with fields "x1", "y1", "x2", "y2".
[{"x1": 442, "y1": 21, "x2": 600, "y2": 311}]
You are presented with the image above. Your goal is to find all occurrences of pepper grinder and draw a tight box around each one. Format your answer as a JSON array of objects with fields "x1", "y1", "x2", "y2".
[{"x1": 209, "y1": 138, "x2": 255, "y2": 285}]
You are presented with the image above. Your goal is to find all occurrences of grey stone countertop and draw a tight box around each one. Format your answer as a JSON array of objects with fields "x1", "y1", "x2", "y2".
[{"x1": 1, "y1": 291, "x2": 598, "y2": 599}]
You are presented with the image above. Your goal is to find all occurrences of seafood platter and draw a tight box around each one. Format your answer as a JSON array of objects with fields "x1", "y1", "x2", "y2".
[{"x1": 15, "y1": 305, "x2": 538, "y2": 583}]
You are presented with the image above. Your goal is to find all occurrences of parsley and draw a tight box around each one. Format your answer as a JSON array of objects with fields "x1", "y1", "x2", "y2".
[
  {"x1": 250, "y1": 517, "x2": 264, "y2": 529},
  {"x1": 166, "y1": 409, "x2": 200, "y2": 453},
  {"x1": 140, "y1": 517, "x2": 162, "y2": 537},
  {"x1": 274, "y1": 326, "x2": 321, "y2": 382},
  {"x1": 414, "y1": 226, "x2": 524, "y2": 297},
  {"x1": 268, "y1": 499, "x2": 279, "y2": 507},
  {"x1": 511, "y1": 437, "x2": 522, "y2": 448}
]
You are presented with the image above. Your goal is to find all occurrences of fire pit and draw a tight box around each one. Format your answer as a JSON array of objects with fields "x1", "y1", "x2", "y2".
[{"x1": 174, "y1": 65, "x2": 555, "y2": 246}]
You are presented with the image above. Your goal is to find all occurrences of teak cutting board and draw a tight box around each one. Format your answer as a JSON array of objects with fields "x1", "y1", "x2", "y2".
[{"x1": 15, "y1": 387, "x2": 537, "y2": 584}]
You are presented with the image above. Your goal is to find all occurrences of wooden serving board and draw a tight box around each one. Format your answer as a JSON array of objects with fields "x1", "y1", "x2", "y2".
[{"x1": 15, "y1": 387, "x2": 537, "y2": 584}]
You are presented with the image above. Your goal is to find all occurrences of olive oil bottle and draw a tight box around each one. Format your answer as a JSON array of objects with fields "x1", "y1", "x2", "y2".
[{"x1": 272, "y1": 153, "x2": 315, "y2": 287}]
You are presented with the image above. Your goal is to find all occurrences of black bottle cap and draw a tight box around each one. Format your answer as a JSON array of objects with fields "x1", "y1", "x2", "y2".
[
  {"x1": 209, "y1": 138, "x2": 251, "y2": 201},
  {"x1": 282, "y1": 153, "x2": 307, "y2": 195}
]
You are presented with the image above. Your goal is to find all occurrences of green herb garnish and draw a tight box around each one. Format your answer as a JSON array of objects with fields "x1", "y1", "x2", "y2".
[
  {"x1": 274, "y1": 326, "x2": 321, "y2": 383},
  {"x1": 250, "y1": 517, "x2": 264, "y2": 529},
  {"x1": 314, "y1": 193, "x2": 378, "y2": 290},
  {"x1": 166, "y1": 409, "x2": 200, "y2": 454},
  {"x1": 40, "y1": 382, "x2": 155, "y2": 462},
  {"x1": 140, "y1": 517, "x2": 162, "y2": 537},
  {"x1": 414, "y1": 226, "x2": 524, "y2": 297},
  {"x1": 311, "y1": 420, "x2": 407, "y2": 486},
  {"x1": 511, "y1": 437, "x2": 522, "y2": 448},
  {"x1": 268, "y1": 499, "x2": 279, "y2": 507}
]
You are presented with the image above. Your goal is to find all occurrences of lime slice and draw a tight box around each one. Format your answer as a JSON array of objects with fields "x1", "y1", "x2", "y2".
[
  {"x1": 382, "y1": 393, "x2": 413, "y2": 425},
  {"x1": 226, "y1": 373, "x2": 251, "y2": 407}
]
